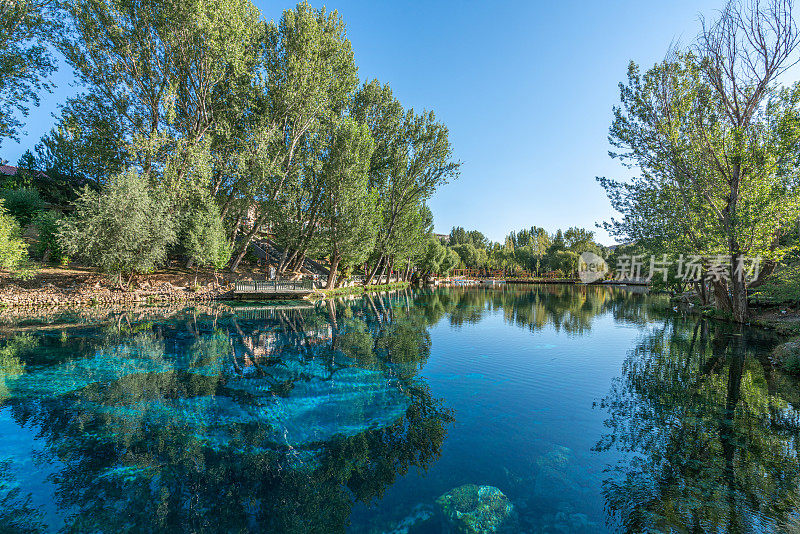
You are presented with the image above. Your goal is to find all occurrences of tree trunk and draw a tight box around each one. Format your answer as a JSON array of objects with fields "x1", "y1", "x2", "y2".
[
  {"x1": 694, "y1": 280, "x2": 709, "y2": 306},
  {"x1": 229, "y1": 213, "x2": 269, "y2": 272},
  {"x1": 712, "y1": 279, "x2": 733, "y2": 314},
  {"x1": 276, "y1": 246, "x2": 289, "y2": 273},
  {"x1": 280, "y1": 249, "x2": 298, "y2": 274},
  {"x1": 326, "y1": 255, "x2": 340, "y2": 289},
  {"x1": 382, "y1": 259, "x2": 393, "y2": 285},
  {"x1": 729, "y1": 253, "x2": 748, "y2": 323},
  {"x1": 230, "y1": 244, "x2": 249, "y2": 273},
  {"x1": 748, "y1": 259, "x2": 775, "y2": 288},
  {"x1": 228, "y1": 213, "x2": 243, "y2": 243},
  {"x1": 293, "y1": 251, "x2": 307, "y2": 273},
  {"x1": 365, "y1": 255, "x2": 385, "y2": 286}
]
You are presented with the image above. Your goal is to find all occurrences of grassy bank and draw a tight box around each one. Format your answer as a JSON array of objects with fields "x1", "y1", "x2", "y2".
[{"x1": 311, "y1": 281, "x2": 410, "y2": 299}]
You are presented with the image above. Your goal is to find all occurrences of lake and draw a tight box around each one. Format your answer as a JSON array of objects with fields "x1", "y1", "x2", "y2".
[{"x1": 1, "y1": 285, "x2": 799, "y2": 533}]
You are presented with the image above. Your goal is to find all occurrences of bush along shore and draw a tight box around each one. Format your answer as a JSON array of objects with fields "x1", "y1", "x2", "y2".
[{"x1": 773, "y1": 338, "x2": 800, "y2": 377}]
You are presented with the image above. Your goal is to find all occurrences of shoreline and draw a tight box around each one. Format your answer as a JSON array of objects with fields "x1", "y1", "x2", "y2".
[
  {"x1": 2, "y1": 275, "x2": 795, "y2": 339},
  {"x1": 309, "y1": 281, "x2": 411, "y2": 299},
  {"x1": 0, "y1": 275, "x2": 413, "y2": 309},
  {"x1": 678, "y1": 303, "x2": 800, "y2": 337}
]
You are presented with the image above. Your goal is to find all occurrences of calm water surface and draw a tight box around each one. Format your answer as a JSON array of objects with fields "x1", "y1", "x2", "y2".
[{"x1": 1, "y1": 285, "x2": 799, "y2": 533}]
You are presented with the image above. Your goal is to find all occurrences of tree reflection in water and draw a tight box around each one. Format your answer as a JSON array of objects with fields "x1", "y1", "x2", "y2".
[
  {"x1": 414, "y1": 284, "x2": 665, "y2": 334},
  {"x1": 3, "y1": 285, "x2": 798, "y2": 532},
  {"x1": 0, "y1": 291, "x2": 452, "y2": 533},
  {"x1": 595, "y1": 315, "x2": 800, "y2": 533}
]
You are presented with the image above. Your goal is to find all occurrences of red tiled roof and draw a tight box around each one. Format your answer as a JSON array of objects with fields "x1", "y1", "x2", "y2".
[{"x1": 0, "y1": 164, "x2": 48, "y2": 178}]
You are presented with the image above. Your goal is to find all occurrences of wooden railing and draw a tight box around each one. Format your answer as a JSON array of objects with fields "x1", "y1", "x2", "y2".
[{"x1": 234, "y1": 279, "x2": 314, "y2": 293}]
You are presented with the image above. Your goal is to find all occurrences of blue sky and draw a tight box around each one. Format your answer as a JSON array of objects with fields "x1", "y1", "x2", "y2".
[{"x1": 0, "y1": 0, "x2": 773, "y2": 244}]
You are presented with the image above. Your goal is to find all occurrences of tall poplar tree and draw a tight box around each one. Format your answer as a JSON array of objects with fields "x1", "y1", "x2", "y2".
[
  {"x1": 58, "y1": 0, "x2": 264, "y2": 181},
  {"x1": 0, "y1": 0, "x2": 56, "y2": 146},
  {"x1": 319, "y1": 118, "x2": 376, "y2": 288},
  {"x1": 226, "y1": 2, "x2": 358, "y2": 271}
]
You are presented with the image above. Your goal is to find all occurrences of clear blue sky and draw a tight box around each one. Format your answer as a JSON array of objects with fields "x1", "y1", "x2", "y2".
[{"x1": 0, "y1": 0, "x2": 766, "y2": 245}]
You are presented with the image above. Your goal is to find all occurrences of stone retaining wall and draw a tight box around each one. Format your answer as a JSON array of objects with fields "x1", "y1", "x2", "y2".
[{"x1": 0, "y1": 281, "x2": 231, "y2": 308}]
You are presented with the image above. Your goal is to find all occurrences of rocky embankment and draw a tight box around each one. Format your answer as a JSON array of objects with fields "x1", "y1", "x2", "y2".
[{"x1": 0, "y1": 280, "x2": 231, "y2": 307}]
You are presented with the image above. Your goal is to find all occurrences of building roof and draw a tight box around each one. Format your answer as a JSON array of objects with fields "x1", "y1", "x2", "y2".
[
  {"x1": 434, "y1": 233, "x2": 450, "y2": 243},
  {"x1": 0, "y1": 164, "x2": 17, "y2": 175},
  {"x1": 0, "y1": 164, "x2": 49, "y2": 178}
]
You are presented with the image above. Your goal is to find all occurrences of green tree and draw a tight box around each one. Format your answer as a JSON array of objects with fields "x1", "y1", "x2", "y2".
[
  {"x1": 59, "y1": 169, "x2": 177, "y2": 286},
  {"x1": 35, "y1": 94, "x2": 127, "y2": 187},
  {"x1": 362, "y1": 108, "x2": 460, "y2": 284},
  {"x1": 418, "y1": 237, "x2": 447, "y2": 278},
  {"x1": 183, "y1": 194, "x2": 231, "y2": 284},
  {"x1": 553, "y1": 250, "x2": 579, "y2": 276},
  {"x1": 0, "y1": 0, "x2": 56, "y2": 146},
  {"x1": 389, "y1": 203, "x2": 433, "y2": 282},
  {"x1": 58, "y1": 0, "x2": 264, "y2": 181},
  {"x1": 319, "y1": 118, "x2": 377, "y2": 289},
  {"x1": 440, "y1": 247, "x2": 460, "y2": 275},
  {"x1": 451, "y1": 242, "x2": 487, "y2": 269},
  {"x1": 32, "y1": 209, "x2": 64, "y2": 263},
  {"x1": 0, "y1": 200, "x2": 28, "y2": 271},
  {"x1": 563, "y1": 227, "x2": 597, "y2": 253},
  {"x1": 227, "y1": 2, "x2": 358, "y2": 271},
  {"x1": 600, "y1": 1, "x2": 800, "y2": 322},
  {"x1": 0, "y1": 187, "x2": 43, "y2": 226}
]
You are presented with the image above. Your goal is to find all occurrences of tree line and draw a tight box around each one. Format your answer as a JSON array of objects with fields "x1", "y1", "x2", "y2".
[
  {"x1": 415, "y1": 225, "x2": 609, "y2": 279},
  {"x1": 0, "y1": 0, "x2": 460, "y2": 288}
]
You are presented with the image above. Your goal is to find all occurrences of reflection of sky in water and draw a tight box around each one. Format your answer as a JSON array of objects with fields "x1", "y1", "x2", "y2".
[
  {"x1": 350, "y1": 308, "x2": 644, "y2": 532},
  {"x1": 0, "y1": 407, "x2": 66, "y2": 532},
  {"x1": 0, "y1": 286, "x2": 798, "y2": 533}
]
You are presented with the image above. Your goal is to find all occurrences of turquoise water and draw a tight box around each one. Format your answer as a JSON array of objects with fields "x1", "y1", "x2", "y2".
[{"x1": 0, "y1": 285, "x2": 799, "y2": 533}]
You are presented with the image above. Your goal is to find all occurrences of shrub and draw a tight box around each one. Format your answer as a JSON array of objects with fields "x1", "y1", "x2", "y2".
[
  {"x1": 0, "y1": 188, "x2": 44, "y2": 226},
  {"x1": 442, "y1": 248, "x2": 461, "y2": 275},
  {"x1": 183, "y1": 194, "x2": 231, "y2": 273},
  {"x1": 553, "y1": 250, "x2": 579, "y2": 276},
  {"x1": 773, "y1": 339, "x2": 800, "y2": 375},
  {"x1": 32, "y1": 210, "x2": 65, "y2": 262},
  {"x1": 751, "y1": 264, "x2": 800, "y2": 305},
  {"x1": 59, "y1": 170, "x2": 176, "y2": 286},
  {"x1": 0, "y1": 200, "x2": 29, "y2": 271}
]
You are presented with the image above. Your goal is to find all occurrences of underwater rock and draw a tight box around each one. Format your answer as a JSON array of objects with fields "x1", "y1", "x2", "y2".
[
  {"x1": 6, "y1": 332, "x2": 412, "y2": 448},
  {"x1": 435, "y1": 484, "x2": 518, "y2": 533},
  {"x1": 532, "y1": 445, "x2": 575, "y2": 499},
  {"x1": 538, "y1": 509, "x2": 600, "y2": 534}
]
